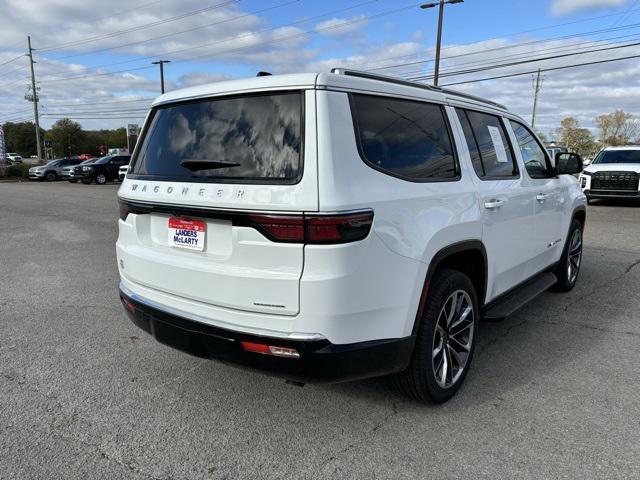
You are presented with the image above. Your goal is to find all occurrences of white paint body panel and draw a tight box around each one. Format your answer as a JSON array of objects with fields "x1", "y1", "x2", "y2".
[{"x1": 116, "y1": 72, "x2": 586, "y2": 345}]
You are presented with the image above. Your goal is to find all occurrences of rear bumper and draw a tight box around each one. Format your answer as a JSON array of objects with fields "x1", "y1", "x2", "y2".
[{"x1": 119, "y1": 286, "x2": 415, "y2": 384}]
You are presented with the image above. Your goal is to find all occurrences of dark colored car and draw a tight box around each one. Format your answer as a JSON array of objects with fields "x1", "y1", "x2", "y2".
[
  {"x1": 79, "y1": 155, "x2": 131, "y2": 184},
  {"x1": 68, "y1": 158, "x2": 100, "y2": 183}
]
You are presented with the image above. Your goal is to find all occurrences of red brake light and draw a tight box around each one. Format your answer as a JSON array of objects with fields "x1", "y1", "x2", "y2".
[
  {"x1": 248, "y1": 215, "x2": 305, "y2": 242},
  {"x1": 249, "y1": 211, "x2": 373, "y2": 244},
  {"x1": 306, "y1": 212, "x2": 374, "y2": 244}
]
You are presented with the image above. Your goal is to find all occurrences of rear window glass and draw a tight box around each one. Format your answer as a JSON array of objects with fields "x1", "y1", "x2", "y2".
[
  {"x1": 350, "y1": 94, "x2": 457, "y2": 181},
  {"x1": 130, "y1": 92, "x2": 303, "y2": 183}
]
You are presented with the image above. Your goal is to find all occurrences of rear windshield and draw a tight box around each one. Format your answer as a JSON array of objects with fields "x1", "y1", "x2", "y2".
[
  {"x1": 593, "y1": 149, "x2": 640, "y2": 164},
  {"x1": 130, "y1": 91, "x2": 303, "y2": 183}
]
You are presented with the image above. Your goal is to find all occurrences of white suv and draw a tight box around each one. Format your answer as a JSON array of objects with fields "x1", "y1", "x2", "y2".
[
  {"x1": 116, "y1": 70, "x2": 586, "y2": 403},
  {"x1": 579, "y1": 146, "x2": 640, "y2": 203}
]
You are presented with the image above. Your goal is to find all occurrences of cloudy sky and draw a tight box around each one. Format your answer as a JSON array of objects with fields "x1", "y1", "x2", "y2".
[{"x1": 1, "y1": 0, "x2": 640, "y2": 136}]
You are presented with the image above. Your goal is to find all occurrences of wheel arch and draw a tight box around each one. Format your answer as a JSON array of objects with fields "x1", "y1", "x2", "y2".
[
  {"x1": 411, "y1": 240, "x2": 487, "y2": 335},
  {"x1": 572, "y1": 206, "x2": 586, "y2": 230}
]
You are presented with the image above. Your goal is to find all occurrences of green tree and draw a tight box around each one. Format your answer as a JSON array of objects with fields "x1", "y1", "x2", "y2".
[
  {"x1": 595, "y1": 110, "x2": 640, "y2": 146},
  {"x1": 2, "y1": 121, "x2": 43, "y2": 157},
  {"x1": 45, "y1": 118, "x2": 84, "y2": 157},
  {"x1": 554, "y1": 117, "x2": 597, "y2": 158}
]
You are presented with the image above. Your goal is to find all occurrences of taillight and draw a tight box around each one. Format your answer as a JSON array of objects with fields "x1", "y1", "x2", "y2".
[
  {"x1": 306, "y1": 212, "x2": 373, "y2": 244},
  {"x1": 249, "y1": 211, "x2": 373, "y2": 244},
  {"x1": 248, "y1": 215, "x2": 305, "y2": 242}
]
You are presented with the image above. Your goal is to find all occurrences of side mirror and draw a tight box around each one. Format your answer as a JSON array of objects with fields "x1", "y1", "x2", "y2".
[{"x1": 555, "y1": 152, "x2": 583, "y2": 175}]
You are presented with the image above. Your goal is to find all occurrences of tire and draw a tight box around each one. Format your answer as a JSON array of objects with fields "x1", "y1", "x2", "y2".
[
  {"x1": 45, "y1": 171, "x2": 57, "y2": 182},
  {"x1": 395, "y1": 269, "x2": 479, "y2": 404},
  {"x1": 552, "y1": 219, "x2": 583, "y2": 292},
  {"x1": 96, "y1": 173, "x2": 107, "y2": 185}
]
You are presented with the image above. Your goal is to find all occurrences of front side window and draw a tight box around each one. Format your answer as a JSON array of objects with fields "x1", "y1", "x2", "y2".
[
  {"x1": 457, "y1": 109, "x2": 518, "y2": 179},
  {"x1": 130, "y1": 92, "x2": 303, "y2": 183},
  {"x1": 509, "y1": 120, "x2": 550, "y2": 179},
  {"x1": 350, "y1": 94, "x2": 457, "y2": 181}
]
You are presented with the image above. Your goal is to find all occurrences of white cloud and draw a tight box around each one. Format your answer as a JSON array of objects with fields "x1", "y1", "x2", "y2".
[
  {"x1": 550, "y1": 0, "x2": 630, "y2": 16},
  {"x1": 2, "y1": 0, "x2": 640, "y2": 134},
  {"x1": 315, "y1": 15, "x2": 368, "y2": 37}
]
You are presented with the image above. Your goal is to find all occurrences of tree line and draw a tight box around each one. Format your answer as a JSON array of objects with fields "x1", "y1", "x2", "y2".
[
  {"x1": 545, "y1": 109, "x2": 640, "y2": 160},
  {"x1": 2, "y1": 118, "x2": 127, "y2": 159},
  {"x1": 3, "y1": 110, "x2": 639, "y2": 162}
]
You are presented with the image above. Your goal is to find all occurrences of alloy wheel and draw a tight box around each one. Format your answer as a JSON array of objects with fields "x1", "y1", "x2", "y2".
[
  {"x1": 567, "y1": 229, "x2": 582, "y2": 285},
  {"x1": 432, "y1": 289, "x2": 475, "y2": 389}
]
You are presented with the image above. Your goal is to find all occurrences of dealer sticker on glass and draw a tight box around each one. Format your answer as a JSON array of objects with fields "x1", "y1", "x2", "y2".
[{"x1": 168, "y1": 217, "x2": 206, "y2": 251}]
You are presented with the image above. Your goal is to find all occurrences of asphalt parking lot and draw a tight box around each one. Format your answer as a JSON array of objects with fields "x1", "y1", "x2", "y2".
[{"x1": 1, "y1": 181, "x2": 639, "y2": 479}]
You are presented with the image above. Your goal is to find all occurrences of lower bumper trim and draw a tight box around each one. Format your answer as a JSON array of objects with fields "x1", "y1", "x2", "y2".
[{"x1": 119, "y1": 287, "x2": 415, "y2": 384}]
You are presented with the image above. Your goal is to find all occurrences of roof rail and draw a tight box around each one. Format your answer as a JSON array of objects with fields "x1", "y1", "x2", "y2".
[{"x1": 330, "y1": 68, "x2": 507, "y2": 111}]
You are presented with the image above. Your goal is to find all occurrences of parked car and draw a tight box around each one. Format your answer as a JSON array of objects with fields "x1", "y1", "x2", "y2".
[
  {"x1": 545, "y1": 146, "x2": 567, "y2": 160},
  {"x1": 116, "y1": 70, "x2": 586, "y2": 403},
  {"x1": 79, "y1": 155, "x2": 130, "y2": 184},
  {"x1": 579, "y1": 145, "x2": 640, "y2": 203},
  {"x1": 7, "y1": 153, "x2": 23, "y2": 164},
  {"x1": 118, "y1": 164, "x2": 129, "y2": 181},
  {"x1": 67, "y1": 158, "x2": 99, "y2": 183},
  {"x1": 28, "y1": 158, "x2": 83, "y2": 181}
]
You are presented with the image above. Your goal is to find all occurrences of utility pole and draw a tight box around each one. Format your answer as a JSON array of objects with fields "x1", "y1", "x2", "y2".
[
  {"x1": 152, "y1": 60, "x2": 171, "y2": 94},
  {"x1": 531, "y1": 68, "x2": 543, "y2": 130},
  {"x1": 420, "y1": 0, "x2": 463, "y2": 86},
  {"x1": 26, "y1": 36, "x2": 42, "y2": 161}
]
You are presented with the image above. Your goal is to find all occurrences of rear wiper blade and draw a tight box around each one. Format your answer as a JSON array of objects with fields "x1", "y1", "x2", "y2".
[{"x1": 180, "y1": 159, "x2": 240, "y2": 171}]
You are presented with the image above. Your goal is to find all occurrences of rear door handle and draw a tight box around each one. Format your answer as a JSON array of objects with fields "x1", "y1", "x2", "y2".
[
  {"x1": 536, "y1": 193, "x2": 548, "y2": 202},
  {"x1": 484, "y1": 199, "x2": 505, "y2": 210}
]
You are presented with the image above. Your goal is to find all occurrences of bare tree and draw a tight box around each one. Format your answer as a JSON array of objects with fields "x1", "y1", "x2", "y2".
[
  {"x1": 554, "y1": 117, "x2": 597, "y2": 158},
  {"x1": 595, "y1": 110, "x2": 640, "y2": 146}
]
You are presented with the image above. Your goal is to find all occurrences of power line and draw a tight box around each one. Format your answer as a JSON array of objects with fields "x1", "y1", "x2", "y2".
[
  {"x1": 368, "y1": 21, "x2": 640, "y2": 73},
  {"x1": 346, "y1": 10, "x2": 640, "y2": 71},
  {"x1": 32, "y1": 0, "x2": 405, "y2": 85},
  {"x1": 393, "y1": 31, "x2": 640, "y2": 79},
  {"x1": 37, "y1": 0, "x2": 376, "y2": 77},
  {"x1": 440, "y1": 52, "x2": 640, "y2": 86},
  {"x1": 38, "y1": 65, "x2": 156, "y2": 84},
  {"x1": 43, "y1": 97, "x2": 154, "y2": 107},
  {"x1": 0, "y1": 54, "x2": 25, "y2": 68},
  {"x1": 38, "y1": 0, "x2": 239, "y2": 53},
  {"x1": 406, "y1": 40, "x2": 640, "y2": 81},
  {"x1": 46, "y1": 0, "x2": 303, "y2": 65}
]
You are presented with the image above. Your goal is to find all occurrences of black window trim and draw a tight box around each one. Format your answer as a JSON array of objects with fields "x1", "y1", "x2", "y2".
[
  {"x1": 508, "y1": 119, "x2": 555, "y2": 180},
  {"x1": 457, "y1": 107, "x2": 520, "y2": 181},
  {"x1": 348, "y1": 92, "x2": 462, "y2": 183},
  {"x1": 126, "y1": 89, "x2": 306, "y2": 185}
]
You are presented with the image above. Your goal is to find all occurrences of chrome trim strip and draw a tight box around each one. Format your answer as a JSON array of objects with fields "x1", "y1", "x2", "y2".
[{"x1": 119, "y1": 281, "x2": 327, "y2": 342}]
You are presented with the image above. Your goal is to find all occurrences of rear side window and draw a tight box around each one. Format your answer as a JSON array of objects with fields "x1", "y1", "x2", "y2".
[
  {"x1": 350, "y1": 94, "x2": 458, "y2": 181},
  {"x1": 457, "y1": 109, "x2": 518, "y2": 179},
  {"x1": 130, "y1": 91, "x2": 303, "y2": 183}
]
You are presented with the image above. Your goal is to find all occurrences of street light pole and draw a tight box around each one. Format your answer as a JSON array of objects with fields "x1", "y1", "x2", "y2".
[
  {"x1": 152, "y1": 60, "x2": 171, "y2": 94},
  {"x1": 420, "y1": 0, "x2": 463, "y2": 86}
]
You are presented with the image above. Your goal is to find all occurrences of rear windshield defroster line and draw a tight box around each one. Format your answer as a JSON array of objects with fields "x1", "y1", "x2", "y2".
[{"x1": 128, "y1": 91, "x2": 304, "y2": 184}]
